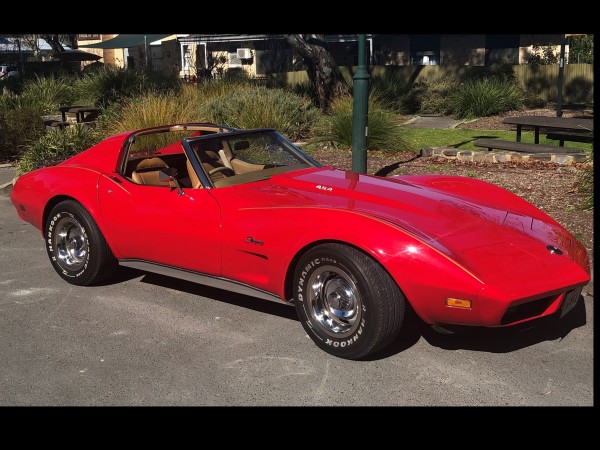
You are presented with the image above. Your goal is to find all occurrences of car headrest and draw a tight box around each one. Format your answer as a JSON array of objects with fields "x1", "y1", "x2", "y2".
[{"x1": 136, "y1": 157, "x2": 168, "y2": 170}]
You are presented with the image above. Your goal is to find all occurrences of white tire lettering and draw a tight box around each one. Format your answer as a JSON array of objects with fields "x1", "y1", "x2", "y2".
[{"x1": 324, "y1": 324, "x2": 364, "y2": 348}]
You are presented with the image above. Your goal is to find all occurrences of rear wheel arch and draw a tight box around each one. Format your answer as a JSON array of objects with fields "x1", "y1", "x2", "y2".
[
  {"x1": 43, "y1": 195, "x2": 118, "y2": 258},
  {"x1": 44, "y1": 198, "x2": 117, "y2": 285},
  {"x1": 43, "y1": 195, "x2": 76, "y2": 232}
]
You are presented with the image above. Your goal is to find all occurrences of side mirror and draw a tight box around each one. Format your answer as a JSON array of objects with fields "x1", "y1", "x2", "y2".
[
  {"x1": 159, "y1": 167, "x2": 185, "y2": 196},
  {"x1": 159, "y1": 167, "x2": 178, "y2": 181}
]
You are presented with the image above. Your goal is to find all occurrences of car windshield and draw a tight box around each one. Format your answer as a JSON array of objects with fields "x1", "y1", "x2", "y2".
[{"x1": 185, "y1": 130, "x2": 322, "y2": 188}]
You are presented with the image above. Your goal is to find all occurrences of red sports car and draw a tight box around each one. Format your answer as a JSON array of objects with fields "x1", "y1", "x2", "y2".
[{"x1": 11, "y1": 124, "x2": 591, "y2": 359}]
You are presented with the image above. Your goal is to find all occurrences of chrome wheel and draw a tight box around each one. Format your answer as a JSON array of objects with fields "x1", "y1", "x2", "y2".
[
  {"x1": 54, "y1": 216, "x2": 87, "y2": 271},
  {"x1": 306, "y1": 265, "x2": 362, "y2": 338}
]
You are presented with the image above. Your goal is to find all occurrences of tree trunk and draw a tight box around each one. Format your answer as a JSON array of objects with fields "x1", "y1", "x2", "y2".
[
  {"x1": 283, "y1": 34, "x2": 350, "y2": 109},
  {"x1": 39, "y1": 34, "x2": 65, "y2": 55}
]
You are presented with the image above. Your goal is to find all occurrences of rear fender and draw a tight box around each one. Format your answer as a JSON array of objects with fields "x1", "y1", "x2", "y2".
[{"x1": 13, "y1": 166, "x2": 122, "y2": 258}]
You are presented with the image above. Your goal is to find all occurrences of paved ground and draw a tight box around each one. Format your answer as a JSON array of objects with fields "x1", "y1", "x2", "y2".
[
  {"x1": 403, "y1": 115, "x2": 465, "y2": 129},
  {"x1": 0, "y1": 165, "x2": 16, "y2": 188},
  {"x1": 0, "y1": 192, "x2": 593, "y2": 406}
]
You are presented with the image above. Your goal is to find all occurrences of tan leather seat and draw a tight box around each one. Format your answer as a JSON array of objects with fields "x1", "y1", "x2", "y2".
[
  {"x1": 188, "y1": 139, "x2": 235, "y2": 187},
  {"x1": 131, "y1": 157, "x2": 170, "y2": 186},
  {"x1": 186, "y1": 159, "x2": 202, "y2": 188}
]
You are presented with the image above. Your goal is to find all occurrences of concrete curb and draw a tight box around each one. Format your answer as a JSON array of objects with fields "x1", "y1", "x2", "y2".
[
  {"x1": 400, "y1": 117, "x2": 419, "y2": 126},
  {"x1": 450, "y1": 118, "x2": 478, "y2": 129},
  {"x1": 0, "y1": 177, "x2": 19, "y2": 190},
  {"x1": 421, "y1": 147, "x2": 591, "y2": 165}
]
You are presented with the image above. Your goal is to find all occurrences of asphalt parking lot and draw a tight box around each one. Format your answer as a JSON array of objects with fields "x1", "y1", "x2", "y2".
[{"x1": 0, "y1": 189, "x2": 593, "y2": 406}]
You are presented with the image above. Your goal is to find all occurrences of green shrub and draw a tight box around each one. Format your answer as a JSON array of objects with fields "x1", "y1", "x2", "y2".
[
  {"x1": 0, "y1": 106, "x2": 46, "y2": 162},
  {"x1": 486, "y1": 59, "x2": 516, "y2": 81},
  {"x1": 370, "y1": 72, "x2": 412, "y2": 113},
  {"x1": 202, "y1": 86, "x2": 318, "y2": 141},
  {"x1": 450, "y1": 78, "x2": 524, "y2": 118},
  {"x1": 578, "y1": 157, "x2": 593, "y2": 210},
  {"x1": 0, "y1": 76, "x2": 22, "y2": 95},
  {"x1": 19, "y1": 75, "x2": 78, "y2": 113},
  {"x1": 17, "y1": 124, "x2": 100, "y2": 175},
  {"x1": 416, "y1": 77, "x2": 457, "y2": 115},
  {"x1": 311, "y1": 94, "x2": 410, "y2": 153},
  {"x1": 523, "y1": 89, "x2": 546, "y2": 108},
  {"x1": 75, "y1": 66, "x2": 180, "y2": 108},
  {"x1": 290, "y1": 81, "x2": 317, "y2": 104}
]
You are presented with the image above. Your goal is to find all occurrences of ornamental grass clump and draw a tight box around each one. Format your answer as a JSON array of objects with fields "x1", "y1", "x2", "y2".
[
  {"x1": 202, "y1": 86, "x2": 318, "y2": 141},
  {"x1": 17, "y1": 124, "x2": 100, "y2": 175},
  {"x1": 450, "y1": 77, "x2": 524, "y2": 119},
  {"x1": 311, "y1": 94, "x2": 409, "y2": 153}
]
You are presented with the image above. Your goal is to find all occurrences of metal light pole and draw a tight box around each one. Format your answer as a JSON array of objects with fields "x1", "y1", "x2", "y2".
[
  {"x1": 144, "y1": 35, "x2": 149, "y2": 68},
  {"x1": 351, "y1": 34, "x2": 370, "y2": 173},
  {"x1": 556, "y1": 34, "x2": 567, "y2": 117}
]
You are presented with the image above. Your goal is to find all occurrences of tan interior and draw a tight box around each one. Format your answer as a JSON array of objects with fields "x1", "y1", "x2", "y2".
[
  {"x1": 131, "y1": 157, "x2": 171, "y2": 186},
  {"x1": 186, "y1": 159, "x2": 202, "y2": 188},
  {"x1": 221, "y1": 140, "x2": 265, "y2": 174},
  {"x1": 187, "y1": 139, "x2": 237, "y2": 186}
]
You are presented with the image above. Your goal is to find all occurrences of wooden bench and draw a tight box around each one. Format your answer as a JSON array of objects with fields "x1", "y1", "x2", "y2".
[
  {"x1": 545, "y1": 131, "x2": 593, "y2": 146},
  {"x1": 42, "y1": 119, "x2": 70, "y2": 129},
  {"x1": 473, "y1": 139, "x2": 583, "y2": 154}
]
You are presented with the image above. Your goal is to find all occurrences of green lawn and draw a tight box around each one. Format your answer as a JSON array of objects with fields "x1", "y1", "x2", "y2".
[{"x1": 401, "y1": 128, "x2": 593, "y2": 152}]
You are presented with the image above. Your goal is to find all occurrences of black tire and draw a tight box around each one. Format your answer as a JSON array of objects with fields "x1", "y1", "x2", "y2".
[
  {"x1": 45, "y1": 200, "x2": 117, "y2": 286},
  {"x1": 294, "y1": 243, "x2": 405, "y2": 359}
]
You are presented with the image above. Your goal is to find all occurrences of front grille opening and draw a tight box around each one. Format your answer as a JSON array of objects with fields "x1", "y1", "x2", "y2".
[{"x1": 501, "y1": 295, "x2": 557, "y2": 325}]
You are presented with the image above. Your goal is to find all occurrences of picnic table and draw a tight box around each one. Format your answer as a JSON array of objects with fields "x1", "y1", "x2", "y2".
[
  {"x1": 474, "y1": 115, "x2": 592, "y2": 154},
  {"x1": 502, "y1": 116, "x2": 593, "y2": 144},
  {"x1": 59, "y1": 105, "x2": 102, "y2": 124}
]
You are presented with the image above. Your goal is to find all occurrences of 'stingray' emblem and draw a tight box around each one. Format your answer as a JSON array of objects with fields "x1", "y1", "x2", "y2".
[{"x1": 245, "y1": 236, "x2": 264, "y2": 246}]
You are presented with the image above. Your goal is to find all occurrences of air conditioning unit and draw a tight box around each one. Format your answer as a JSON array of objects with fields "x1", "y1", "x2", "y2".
[{"x1": 237, "y1": 48, "x2": 252, "y2": 59}]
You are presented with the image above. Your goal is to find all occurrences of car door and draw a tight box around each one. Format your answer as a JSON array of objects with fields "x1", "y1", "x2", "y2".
[{"x1": 97, "y1": 174, "x2": 222, "y2": 276}]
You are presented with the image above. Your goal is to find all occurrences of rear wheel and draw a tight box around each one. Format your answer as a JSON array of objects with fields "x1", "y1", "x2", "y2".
[
  {"x1": 294, "y1": 243, "x2": 405, "y2": 359},
  {"x1": 45, "y1": 200, "x2": 116, "y2": 286}
]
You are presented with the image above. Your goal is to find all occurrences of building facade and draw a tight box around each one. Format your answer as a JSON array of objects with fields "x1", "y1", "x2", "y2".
[{"x1": 75, "y1": 34, "x2": 570, "y2": 79}]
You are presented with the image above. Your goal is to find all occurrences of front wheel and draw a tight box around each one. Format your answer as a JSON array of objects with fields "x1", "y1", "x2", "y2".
[
  {"x1": 294, "y1": 243, "x2": 405, "y2": 359},
  {"x1": 45, "y1": 200, "x2": 116, "y2": 286}
]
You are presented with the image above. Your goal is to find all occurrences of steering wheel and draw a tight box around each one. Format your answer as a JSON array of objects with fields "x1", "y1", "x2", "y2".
[{"x1": 209, "y1": 166, "x2": 235, "y2": 176}]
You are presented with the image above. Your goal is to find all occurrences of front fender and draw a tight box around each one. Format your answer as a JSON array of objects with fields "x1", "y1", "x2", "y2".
[{"x1": 220, "y1": 205, "x2": 483, "y2": 323}]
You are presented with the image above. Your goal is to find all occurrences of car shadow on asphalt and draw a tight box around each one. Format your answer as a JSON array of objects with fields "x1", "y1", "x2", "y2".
[
  {"x1": 115, "y1": 269, "x2": 588, "y2": 360},
  {"x1": 97, "y1": 266, "x2": 145, "y2": 285},
  {"x1": 368, "y1": 295, "x2": 588, "y2": 360},
  {"x1": 139, "y1": 272, "x2": 298, "y2": 321}
]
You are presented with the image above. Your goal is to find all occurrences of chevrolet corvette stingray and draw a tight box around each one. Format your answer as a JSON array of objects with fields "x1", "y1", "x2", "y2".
[{"x1": 11, "y1": 124, "x2": 591, "y2": 359}]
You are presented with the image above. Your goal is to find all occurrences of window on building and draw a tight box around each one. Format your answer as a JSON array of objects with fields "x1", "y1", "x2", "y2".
[
  {"x1": 410, "y1": 35, "x2": 441, "y2": 65},
  {"x1": 182, "y1": 44, "x2": 191, "y2": 72},
  {"x1": 485, "y1": 34, "x2": 519, "y2": 64},
  {"x1": 227, "y1": 45, "x2": 242, "y2": 68}
]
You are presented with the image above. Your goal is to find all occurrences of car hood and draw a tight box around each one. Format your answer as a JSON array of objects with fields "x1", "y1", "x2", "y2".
[{"x1": 262, "y1": 167, "x2": 588, "y2": 284}]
